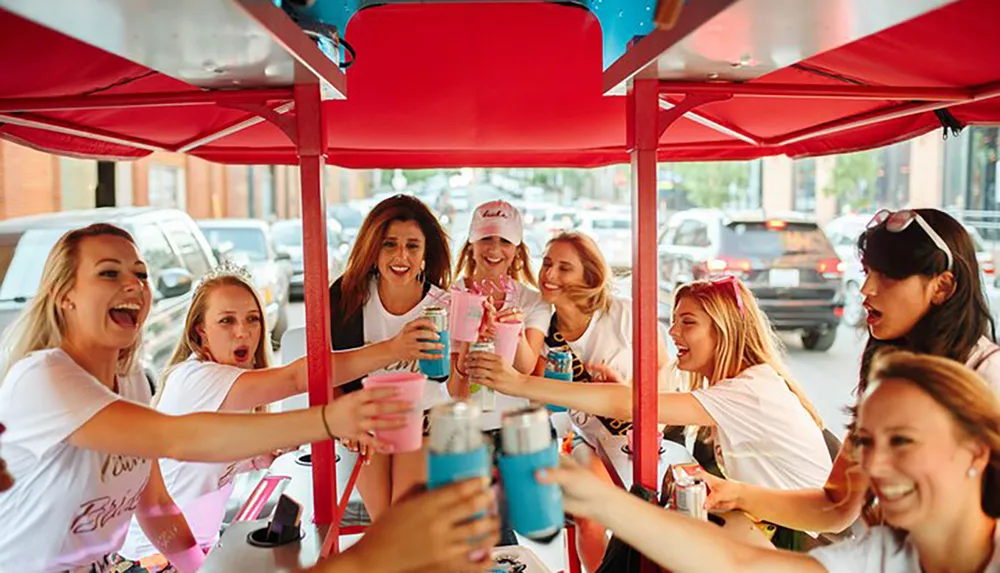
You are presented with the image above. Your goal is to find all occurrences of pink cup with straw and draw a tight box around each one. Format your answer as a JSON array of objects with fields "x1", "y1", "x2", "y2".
[
  {"x1": 361, "y1": 372, "x2": 426, "y2": 453},
  {"x1": 449, "y1": 289, "x2": 487, "y2": 343},
  {"x1": 492, "y1": 320, "x2": 522, "y2": 366}
]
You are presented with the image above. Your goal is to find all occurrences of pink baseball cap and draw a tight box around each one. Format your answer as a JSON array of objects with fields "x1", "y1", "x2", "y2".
[{"x1": 469, "y1": 200, "x2": 523, "y2": 245}]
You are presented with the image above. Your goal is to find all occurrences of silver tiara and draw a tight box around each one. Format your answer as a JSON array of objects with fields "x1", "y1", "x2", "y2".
[{"x1": 200, "y1": 260, "x2": 254, "y2": 286}]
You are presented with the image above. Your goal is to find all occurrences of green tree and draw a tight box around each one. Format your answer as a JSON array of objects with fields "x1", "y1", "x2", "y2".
[
  {"x1": 823, "y1": 151, "x2": 881, "y2": 211},
  {"x1": 668, "y1": 162, "x2": 751, "y2": 208}
]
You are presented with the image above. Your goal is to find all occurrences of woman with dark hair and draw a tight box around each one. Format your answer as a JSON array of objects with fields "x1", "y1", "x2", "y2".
[
  {"x1": 695, "y1": 208, "x2": 1000, "y2": 536},
  {"x1": 329, "y1": 194, "x2": 453, "y2": 520}
]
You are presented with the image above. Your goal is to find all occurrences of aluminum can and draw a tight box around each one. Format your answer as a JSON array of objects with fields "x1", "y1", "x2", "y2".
[
  {"x1": 675, "y1": 478, "x2": 708, "y2": 521},
  {"x1": 498, "y1": 405, "x2": 563, "y2": 541},
  {"x1": 428, "y1": 401, "x2": 485, "y2": 454},
  {"x1": 469, "y1": 340, "x2": 496, "y2": 411}
]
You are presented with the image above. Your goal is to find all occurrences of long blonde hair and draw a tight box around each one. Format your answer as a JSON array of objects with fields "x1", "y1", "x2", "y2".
[
  {"x1": 673, "y1": 280, "x2": 824, "y2": 427},
  {"x1": 547, "y1": 232, "x2": 612, "y2": 317},
  {"x1": 159, "y1": 272, "x2": 273, "y2": 397},
  {"x1": 0, "y1": 223, "x2": 143, "y2": 382},
  {"x1": 454, "y1": 240, "x2": 537, "y2": 288}
]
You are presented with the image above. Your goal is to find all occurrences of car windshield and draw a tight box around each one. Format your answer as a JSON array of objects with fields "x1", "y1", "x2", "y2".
[
  {"x1": 202, "y1": 227, "x2": 268, "y2": 262},
  {"x1": 271, "y1": 222, "x2": 337, "y2": 248},
  {"x1": 0, "y1": 228, "x2": 68, "y2": 301},
  {"x1": 722, "y1": 222, "x2": 836, "y2": 258},
  {"x1": 591, "y1": 218, "x2": 630, "y2": 230}
]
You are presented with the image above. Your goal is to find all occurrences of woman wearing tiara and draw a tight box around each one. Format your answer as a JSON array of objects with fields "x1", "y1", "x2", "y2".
[{"x1": 116, "y1": 260, "x2": 441, "y2": 569}]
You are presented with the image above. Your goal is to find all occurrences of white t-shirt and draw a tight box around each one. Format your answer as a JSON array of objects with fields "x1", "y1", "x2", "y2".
[
  {"x1": 541, "y1": 297, "x2": 635, "y2": 442},
  {"x1": 462, "y1": 280, "x2": 553, "y2": 430},
  {"x1": 0, "y1": 349, "x2": 153, "y2": 573},
  {"x1": 363, "y1": 279, "x2": 449, "y2": 410},
  {"x1": 810, "y1": 524, "x2": 1000, "y2": 572},
  {"x1": 967, "y1": 336, "x2": 1000, "y2": 395},
  {"x1": 120, "y1": 359, "x2": 246, "y2": 559},
  {"x1": 691, "y1": 363, "x2": 832, "y2": 491}
]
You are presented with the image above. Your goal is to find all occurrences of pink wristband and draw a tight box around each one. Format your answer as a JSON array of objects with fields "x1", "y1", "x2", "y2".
[{"x1": 165, "y1": 545, "x2": 206, "y2": 573}]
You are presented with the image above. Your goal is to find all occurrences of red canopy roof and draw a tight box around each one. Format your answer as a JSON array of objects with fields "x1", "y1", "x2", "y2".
[{"x1": 0, "y1": 0, "x2": 998, "y2": 167}]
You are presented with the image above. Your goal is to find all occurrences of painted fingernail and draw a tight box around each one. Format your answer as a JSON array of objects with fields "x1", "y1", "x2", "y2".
[{"x1": 467, "y1": 549, "x2": 487, "y2": 562}]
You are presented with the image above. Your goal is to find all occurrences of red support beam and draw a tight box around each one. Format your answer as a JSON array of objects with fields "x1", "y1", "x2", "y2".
[
  {"x1": 766, "y1": 80, "x2": 1000, "y2": 147},
  {"x1": 659, "y1": 82, "x2": 972, "y2": 101},
  {"x1": 0, "y1": 88, "x2": 292, "y2": 114},
  {"x1": 176, "y1": 102, "x2": 295, "y2": 153},
  {"x1": 295, "y1": 82, "x2": 337, "y2": 535},
  {"x1": 0, "y1": 112, "x2": 166, "y2": 152},
  {"x1": 627, "y1": 75, "x2": 661, "y2": 573}
]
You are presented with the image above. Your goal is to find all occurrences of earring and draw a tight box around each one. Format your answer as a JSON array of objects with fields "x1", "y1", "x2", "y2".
[
  {"x1": 417, "y1": 261, "x2": 426, "y2": 284},
  {"x1": 370, "y1": 265, "x2": 379, "y2": 278},
  {"x1": 968, "y1": 467, "x2": 979, "y2": 478}
]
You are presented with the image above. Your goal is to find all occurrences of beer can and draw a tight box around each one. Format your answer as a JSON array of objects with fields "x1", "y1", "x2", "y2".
[
  {"x1": 544, "y1": 350, "x2": 573, "y2": 378},
  {"x1": 675, "y1": 478, "x2": 708, "y2": 521},
  {"x1": 469, "y1": 340, "x2": 496, "y2": 411},
  {"x1": 500, "y1": 406, "x2": 553, "y2": 456},
  {"x1": 421, "y1": 305, "x2": 448, "y2": 332},
  {"x1": 428, "y1": 401, "x2": 485, "y2": 455}
]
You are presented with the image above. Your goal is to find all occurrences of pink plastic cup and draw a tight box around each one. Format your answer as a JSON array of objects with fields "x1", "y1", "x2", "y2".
[
  {"x1": 449, "y1": 290, "x2": 487, "y2": 343},
  {"x1": 493, "y1": 320, "x2": 522, "y2": 366},
  {"x1": 361, "y1": 372, "x2": 426, "y2": 453}
]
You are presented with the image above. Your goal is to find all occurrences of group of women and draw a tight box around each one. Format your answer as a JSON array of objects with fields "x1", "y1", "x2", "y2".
[{"x1": 0, "y1": 194, "x2": 997, "y2": 573}]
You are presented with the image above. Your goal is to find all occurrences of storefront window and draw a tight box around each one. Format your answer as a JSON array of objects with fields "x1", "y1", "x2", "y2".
[{"x1": 792, "y1": 158, "x2": 816, "y2": 212}]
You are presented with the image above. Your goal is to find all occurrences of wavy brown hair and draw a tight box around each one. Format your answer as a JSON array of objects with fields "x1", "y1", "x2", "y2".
[
  {"x1": 862, "y1": 350, "x2": 1000, "y2": 519},
  {"x1": 546, "y1": 231, "x2": 612, "y2": 317},
  {"x1": 338, "y1": 195, "x2": 452, "y2": 323}
]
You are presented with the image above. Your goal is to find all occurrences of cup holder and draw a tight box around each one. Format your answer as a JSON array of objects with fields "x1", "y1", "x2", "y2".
[
  {"x1": 294, "y1": 453, "x2": 340, "y2": 466},
  {"x1": 621, "y1": 443, "x2": 666, "y2": 457},
  {"x1": 246, "y1": 526, "x2": 304, "y2": 548}
]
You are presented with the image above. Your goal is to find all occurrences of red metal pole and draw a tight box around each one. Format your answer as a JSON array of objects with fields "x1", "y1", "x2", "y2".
[
  {"x1": 627, "y1": 77, "x2": 660, "y2": 492},
  {"x1": 627, "y1": 74, "x2": 661, "y2": 573},
  {"x1": 0, "y1": 88, "x2": 292, "y2": 113},
  {"x1": 295, "y1": 82, "x2": 338, "y2": 535},
  {"x1": 658, "y1": 81, "x2": 970, "y2": 102}
]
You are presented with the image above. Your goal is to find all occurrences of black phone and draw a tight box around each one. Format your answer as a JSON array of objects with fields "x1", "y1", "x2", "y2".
[{"x1": 267, "y1": 494, "x2": 303, "y2": 543}]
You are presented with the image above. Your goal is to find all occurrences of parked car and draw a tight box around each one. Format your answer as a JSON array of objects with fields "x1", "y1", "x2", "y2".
[
  {"x1": 198, "y1": 219, "x2": 291, "y2": 346},
  {"x1": 825, "y1": 213, "x2": 996, "y2": 327},
  {"x1": 659, "y1": 209, "x2": 844, "y2": 351},
  {"x1": 271, "y1": 218, "x2": 346, "y2": 300},
  {"x1": 0, "y1": 207, "x2": 218, "y2": 386},
  {"x1": 578, "y1": 211, "x2": 632, "y2": 272},
  {"x1": 327, "y1": 204, "x2": 365, "y2": 248}
]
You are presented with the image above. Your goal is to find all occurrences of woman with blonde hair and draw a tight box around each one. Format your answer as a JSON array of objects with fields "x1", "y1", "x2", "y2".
[
  {"x1": 0, "y1": 223, "x2": 409, "y2": 573},
  {"x1": 329, "y1": 194, "x2": 453, "y2": 521},
  {"x1": 473, "y1": 231, "x2": 669, "y2": 570},
  {"x1": 118, "y1": 260, "x2": 440, "y2": 568},
  {"x1": 469, "y1": 275, "x2": 831, "y2": 560},
  {"x1": 543, "y1": 350, "x2": 1000, "y2": 572}
]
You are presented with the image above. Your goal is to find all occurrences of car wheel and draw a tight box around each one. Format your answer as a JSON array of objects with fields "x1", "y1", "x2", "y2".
[
  {"x1": 802, "y1": 328, "x2": 837, "y2": 352},
  {"x1": 841, "y1": 281, "x2": 865, "y2": 328}
]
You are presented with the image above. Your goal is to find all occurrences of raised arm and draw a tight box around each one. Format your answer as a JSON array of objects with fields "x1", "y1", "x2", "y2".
[
  {"x1": 221, "y1": 317, "x2": 443, "y2": 411},
  {"x1": 541, "y1": 457, "x2": 825, "y2": 573},
  {"x1": 69, "y1": 387, "x2": 409, "y2": 463},
  {"x1": 702, "y1": 438, "x2": 866, "y2": 533},
  {"x1": 465, "y1": 352, "x2": 714, "y2": 426}
]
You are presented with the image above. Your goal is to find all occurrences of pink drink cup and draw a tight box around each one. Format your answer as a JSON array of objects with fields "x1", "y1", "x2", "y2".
[
  {"x1": 493, "y1": 320, "x2": 522, "y2": 366},
  {"x1": 361, "y1": 372, "x2": 426, "y2": 453},
  {"x1": 449, "y1": 290, "x2": 487, "y2": 343}
]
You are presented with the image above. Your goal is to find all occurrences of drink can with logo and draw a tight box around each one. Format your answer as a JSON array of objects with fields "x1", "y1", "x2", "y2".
[
  {"x1": 468, "y1": 340, "x2": 496, "y2": 411},
  {"x1": 674, "y1": 478, "x2": 708, "y2": 521},
  {"x1": 543, "y1": 350, "x2": 573, "y2": 412}
]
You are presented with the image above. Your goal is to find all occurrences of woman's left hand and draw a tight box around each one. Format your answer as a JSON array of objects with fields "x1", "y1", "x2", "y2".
[
  {"x1": 537, "y1": 455, "x2": 617, "y2": 520},
  {"x1": 478, "y1": 301, "x2": 498, "y2": 341},
  {"x1": 465, "y1": 351, "x2": 524, "y2": 393},
  {"x1": 496, "y1": 306, "x2": 524, "y2": 325}
]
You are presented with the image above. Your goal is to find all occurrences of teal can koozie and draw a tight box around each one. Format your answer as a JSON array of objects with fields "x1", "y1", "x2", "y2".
[
  {"x1": 497, "y1": 406, "x2": 563, "y2": 542},
  {"x1": 543, "y1": 350, "x2": 573, "y2": 413},
  {"x1": 418, "y1": 306, "x2": 450, "y2": 382}
]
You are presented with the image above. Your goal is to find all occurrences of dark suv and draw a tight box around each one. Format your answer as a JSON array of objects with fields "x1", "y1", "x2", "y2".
[
  {"x1": 659, "y1": 209, "x2": 844, "y2": 351},
  {"x1": 0, "y1": 207, "x2": 218, "y2": 383}
]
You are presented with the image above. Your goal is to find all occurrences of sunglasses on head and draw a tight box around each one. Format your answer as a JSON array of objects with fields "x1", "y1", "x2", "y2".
[
  {"x1": 866, "y1": 209, "x2": 953, "y2": 272},
  {"x1": 709, "y1": 275, "x2": 744, "y2": 316}
]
